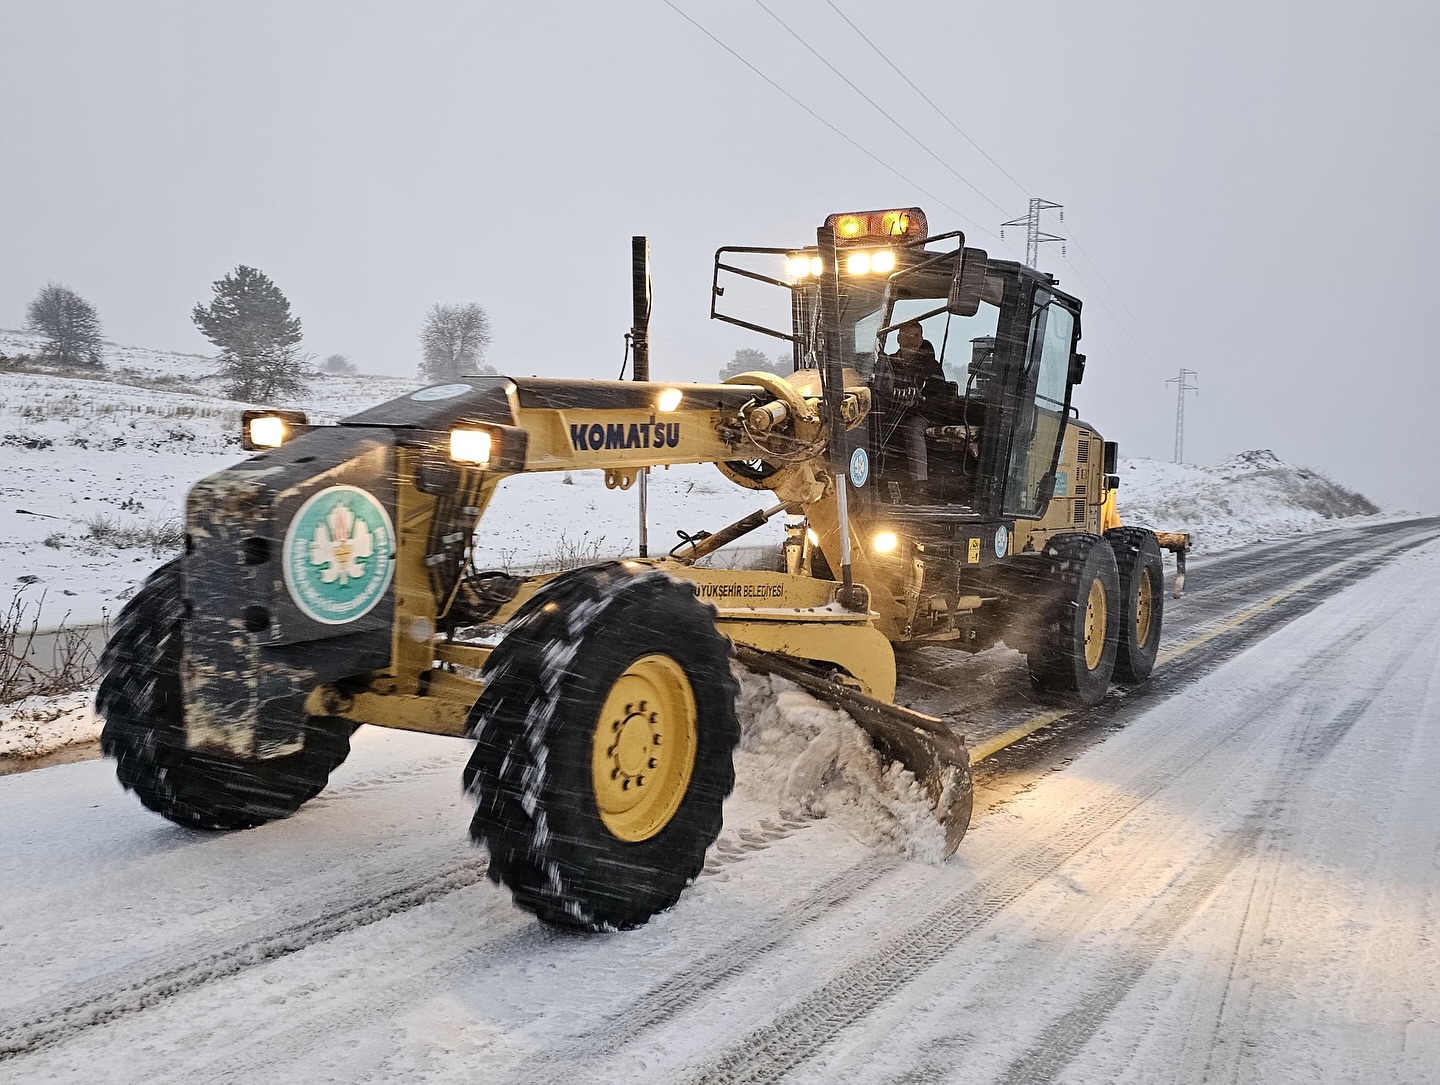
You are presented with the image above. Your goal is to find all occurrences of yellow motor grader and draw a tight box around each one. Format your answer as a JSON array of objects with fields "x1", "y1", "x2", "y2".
[{"x1": 96, "y1": 207, "x2": 1181, "y2": 931}]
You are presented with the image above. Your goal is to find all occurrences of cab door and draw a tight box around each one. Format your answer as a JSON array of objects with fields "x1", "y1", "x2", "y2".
[{"x1": 1001, "y1": 293, "x2": 1079, "y2": 519}]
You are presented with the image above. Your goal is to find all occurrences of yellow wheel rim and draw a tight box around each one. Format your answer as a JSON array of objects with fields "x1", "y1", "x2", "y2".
[
  {"x1": 1084, "y1": 579, "x2": 1108, "y2": 671},
  {"x1": 1134, "y1": 569, "x2": 1154, "y2": 650},
  {"x1": 591, "y1": 654, "x2": 698, "y2": 843}
]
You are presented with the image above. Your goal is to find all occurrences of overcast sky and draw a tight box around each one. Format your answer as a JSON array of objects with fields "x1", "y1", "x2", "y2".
[{"x1": 3, "y1": 0, "x2": 1437, "y2": 511}]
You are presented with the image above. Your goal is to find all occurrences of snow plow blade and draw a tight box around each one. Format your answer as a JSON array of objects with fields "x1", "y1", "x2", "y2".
[{"x1": 733, "y1": 645, "x2": 973, "y2": 855}]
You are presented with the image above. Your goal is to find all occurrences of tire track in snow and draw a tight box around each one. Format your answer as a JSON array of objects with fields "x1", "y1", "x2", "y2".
[
  {"x1": 0, "y1": 858, "x2": 489, "y2": 1061},
  {"x1": 992, "y1": 683, "x2": 1420, "y2": 1085},
  {"x1": 1164, "y1": 625, "x2": 1440, "y2": 1085},
  {"x1": 991, "y1": 822, "x2": 1265, "y2": 1085},
  {"x1": 675, "y1": 582, "x2": 1426, "y2": 1085},
  {"x1": 505, "y1": 849, "x2": 899, "y2": 1085},
  {"x1": 960, "y1": 606, "x2": 1440, "y2": 1085},
  {"x1": 133, "y1": 819, "x2": 885, "y2": 1085}
]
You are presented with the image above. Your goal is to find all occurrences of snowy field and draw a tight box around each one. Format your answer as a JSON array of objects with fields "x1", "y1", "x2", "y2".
[
  {"x1": 0, "y1": 331, "x2": 1390, "y2": 766},
  {"x1": 1, "y1": 330, "x2": 1386, "y2": 628}
]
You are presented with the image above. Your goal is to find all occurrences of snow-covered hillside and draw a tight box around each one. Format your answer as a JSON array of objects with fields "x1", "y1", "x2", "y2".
[
  {"x1": 1115, "y1": 449, "x2": 1381, "y2": 551},
  {"x1": 1, "y1": 334, "x2": 1385, "y2": 628}
]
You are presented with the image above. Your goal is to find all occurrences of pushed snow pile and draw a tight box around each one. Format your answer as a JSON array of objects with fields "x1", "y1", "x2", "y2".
[
  {"x1": 732, "y1": 669, "x2": 950, "y2": 863},
  {"x1": 1116, "y1": 450, "x2": 1380, "y2": 552}
]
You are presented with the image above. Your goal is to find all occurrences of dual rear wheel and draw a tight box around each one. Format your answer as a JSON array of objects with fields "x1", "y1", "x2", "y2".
[{"x1": 1020, "y1": 528, "x2": 1165, "y2": 706}]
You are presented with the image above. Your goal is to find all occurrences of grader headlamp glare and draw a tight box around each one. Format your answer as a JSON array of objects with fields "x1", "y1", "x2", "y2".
[
  {"x1": 449, "y1": 428, "x2": 493, "y2": 466},
  {"x1": 241, "y1": 409, "x2": 308, "y2": 451},
  {"x1": 787, "y1": 254, "x2": 824, "y2": 279}
]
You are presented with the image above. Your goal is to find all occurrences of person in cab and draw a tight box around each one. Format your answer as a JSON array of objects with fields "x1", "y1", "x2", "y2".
[{"x1": 877, "y1": 321, "x2": 946, "y2": 489}]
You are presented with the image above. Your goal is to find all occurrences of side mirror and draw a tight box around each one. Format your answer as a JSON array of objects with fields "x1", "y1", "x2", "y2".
[
  {"x1": 1069, "y1": 352, "x2": 1087, "y2": 386},
  {"x1": 1035, "y1": 471, "x2": 1056, "y2": 506},
  {"x1": 1103, "y1": 440, "x2": 1118, "y2": 474},
  {"x1": 946, "y1": 246, "x2": 989, "y2": 317}
]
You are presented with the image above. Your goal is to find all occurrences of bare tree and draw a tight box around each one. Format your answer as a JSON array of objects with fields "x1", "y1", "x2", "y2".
[
  {"x1": 25, "y1": 283, "x2": 104, "y2": 368},
  {"x1": 420, "y1": 303, "x2": 493, "y2": 381},
  {"x1": 192, "y1": 265, "x2": 309, "y2": 401},
  {"x1": 321, "y1": 353, "x2": 358, "y2": 376}
]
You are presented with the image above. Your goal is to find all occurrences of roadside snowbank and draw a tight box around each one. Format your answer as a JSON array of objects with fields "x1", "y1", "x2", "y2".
[{"x1": 0, "y1": 692, "x2": 99, "y2": 762}]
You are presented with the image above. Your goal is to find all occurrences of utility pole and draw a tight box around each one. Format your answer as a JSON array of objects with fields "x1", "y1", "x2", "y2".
[
  {"x1": 1001, "y1": 198, "x2": 1065, "y2": 268},
  {"x1": 1166, "y1": 368, "x2": 1198, "y2": 463}
]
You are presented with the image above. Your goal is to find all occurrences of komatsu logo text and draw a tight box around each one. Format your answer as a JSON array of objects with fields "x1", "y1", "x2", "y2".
[{"x1": 569, "y1": 416, "x2": 682, "y2": 452}]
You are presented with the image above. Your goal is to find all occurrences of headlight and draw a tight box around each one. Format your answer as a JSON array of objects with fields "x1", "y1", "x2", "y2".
[
  {"x1": 250, "y1": 416, "x2": 286, "y2": 448},
  {"x1": 656, "y1": 387, "x2": 683, "y2": 412},
  {"x1": 873, "y1": 531, "x2": 899, "y2": 554},
  {"x1": 870, "y1": 249, "x2": 896, "y2": 273},
  {"x1": 450, "y1": 428, "x2": 492, "y2": 466},
  {"x1": 846, "y1": 252, "x2": 871, "y2": 275},
  {"x1": 241, "y1": 409, "x2": 308, "y2": 450}
]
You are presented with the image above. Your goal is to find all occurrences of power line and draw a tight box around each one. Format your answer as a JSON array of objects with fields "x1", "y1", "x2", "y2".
[
  {"x1": 658, "y1": 0, "x2": 992, "y2": 237},
  {"x1": 753, "y1": 0, "x2": 1010, "y2": 219},
  {"x1": 815, "y1": 0, "x2": 1164, "y2": 360},
  {"x1": 1058, "y1": 231, "x2": 1165, "y2": 354},
  {"x1": 663, "y1": 0, "x2": 1161, "y2": 373},
  {"x1": 823, "y1": 0, "x2": 1031, "y2": 202}
]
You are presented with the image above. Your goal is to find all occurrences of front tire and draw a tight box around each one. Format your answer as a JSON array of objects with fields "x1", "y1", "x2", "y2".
[
  {"x1": 96, "y1": 560, "x2": 353, "y2": 830},
  {"x1": 463, "y1": 562, "x2": 740, "y2": 932},
  {"x1": 1105, "y1": 527, "x2": 1164, "y2": 683}
]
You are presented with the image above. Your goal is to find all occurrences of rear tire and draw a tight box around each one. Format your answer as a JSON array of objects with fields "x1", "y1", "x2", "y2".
[
  {"x1": 96, "y1": 560, "x2": 353, "y2": 831},
  {"x1": 1022, "y1": 534, "x2": 1121, "y2": 706},
  {"x1": 1105, "y1": 527, "x2": 1164, "y2": 683},
  {"x1": 463, "y1": 562, "x2": 740, "y2": 932}
]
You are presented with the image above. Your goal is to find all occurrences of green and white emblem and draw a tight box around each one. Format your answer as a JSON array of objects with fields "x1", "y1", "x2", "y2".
[{"x1": 282, "y1": 485, "x2": 395, "y2": 625}]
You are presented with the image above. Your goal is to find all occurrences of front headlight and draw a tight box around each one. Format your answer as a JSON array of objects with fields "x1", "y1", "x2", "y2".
[
  {"x1": 249, "y1": 416, "x2": 286, "y2": 448},
  {"x1": 449, "y1": 428, "x2": 492, "y2": 466},
  {"x1": 241, "y1": 409, "x2": 308, "y2": 450}
]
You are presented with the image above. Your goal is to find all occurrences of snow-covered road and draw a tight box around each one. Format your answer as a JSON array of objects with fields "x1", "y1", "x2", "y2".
[{"x1": 3, "y1": 528, "x2": 1440, "y2": 1083}]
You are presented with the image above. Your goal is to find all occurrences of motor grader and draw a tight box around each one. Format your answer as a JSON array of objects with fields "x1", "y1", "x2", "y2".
[{"x1": 96, "y1": 206, "x2": 1178, "y2": 932}]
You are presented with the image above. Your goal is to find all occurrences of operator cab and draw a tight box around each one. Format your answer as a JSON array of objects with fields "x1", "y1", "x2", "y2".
[{"x1": 711, "y1": 207, "x2": 1086, "y2": 529}]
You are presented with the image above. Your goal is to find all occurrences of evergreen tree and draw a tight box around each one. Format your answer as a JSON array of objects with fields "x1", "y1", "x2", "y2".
[
  {"x1": 718, "y1": 347, "x2": 790, "y2": 381},
  {"x1": 419, "y1": 302, "x2": 493, "y2": 380},
  {"x1": 25, "y1": 283, "x2": 104, "y2": 368},
  {"x1": 191, "y1": 266, "x2": 309, "y2": 401}
]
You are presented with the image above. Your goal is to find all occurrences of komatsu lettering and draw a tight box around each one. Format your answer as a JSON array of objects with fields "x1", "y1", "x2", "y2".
[{"x1": 569, "y1": 416, "x2": 682, "y2": 452}]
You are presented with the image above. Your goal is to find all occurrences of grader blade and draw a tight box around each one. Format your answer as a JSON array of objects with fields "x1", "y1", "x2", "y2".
[{"x1": 733, "y1": 645, "x2": 973, "y2": 854}]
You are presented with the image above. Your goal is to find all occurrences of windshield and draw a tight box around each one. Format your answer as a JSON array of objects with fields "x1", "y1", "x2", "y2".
[{"x1": 850, "y1": 298, "x2": 1000, "y2": 385}]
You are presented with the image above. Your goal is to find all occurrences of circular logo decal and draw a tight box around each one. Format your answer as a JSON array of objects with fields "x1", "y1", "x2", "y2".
[
  {"x1": 994, "y1": 524, "x2": 1009, "y2": 558},
  {"x1": 849, "y1": 447, "x2": 870, "y2": 488},
  {"x1": 283, "y1": 485, "x2": 396, "y2": 625},
  {"x1": 410, "y1": 383, "x2": 473, "y2": 402}
]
